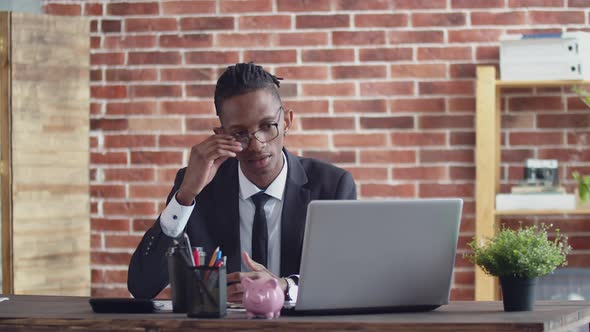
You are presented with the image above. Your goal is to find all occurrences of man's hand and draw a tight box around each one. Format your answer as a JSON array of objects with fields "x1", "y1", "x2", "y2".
[
  {"x1": 176, "y1": 134, "x2": 242, "y2": 205},
  {"x1": 226, "y1": 252, "x2": 287, "y2": 303}
]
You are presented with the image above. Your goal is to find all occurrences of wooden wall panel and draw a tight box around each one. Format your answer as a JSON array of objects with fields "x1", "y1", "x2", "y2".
[
  {"x1": 0, "y1": 11, "x2": 13, "y2": 295},
  {"x1": 10, "y1": 12, "x2": 90, "y2": 295}
]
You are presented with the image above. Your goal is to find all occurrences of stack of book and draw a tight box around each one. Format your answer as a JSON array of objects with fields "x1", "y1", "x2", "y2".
[
  {"x1": 496, "y1": 185, "x2": 575, "y2": 211},
  {"x1": 510, "y1": 185, "x2": 566, "y2": 194}
]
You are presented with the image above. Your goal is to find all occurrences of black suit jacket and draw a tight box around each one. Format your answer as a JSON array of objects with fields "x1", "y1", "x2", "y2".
[{"x1": 127, "y1": 149, "x2": 356, "y2": 299}]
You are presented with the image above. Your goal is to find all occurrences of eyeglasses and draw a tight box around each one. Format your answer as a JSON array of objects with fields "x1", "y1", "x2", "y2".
[{"x1": 226, "y1": 106, "x2": 283, "y2": 149}]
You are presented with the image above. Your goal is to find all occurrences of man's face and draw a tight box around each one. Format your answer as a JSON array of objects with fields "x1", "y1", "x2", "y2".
[{"x1": 218, "y1": 88, "x2": 292, "y2": 188}]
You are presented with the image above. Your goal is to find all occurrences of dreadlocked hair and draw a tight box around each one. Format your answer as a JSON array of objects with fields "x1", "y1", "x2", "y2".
[{"x1": 214, "y1": 62, "x2": 283, "y2": 116}]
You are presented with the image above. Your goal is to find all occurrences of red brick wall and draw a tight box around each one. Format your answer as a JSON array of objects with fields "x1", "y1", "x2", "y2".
[{"x1": 41, "y1": 0, "x2": 590, "y2": 299}]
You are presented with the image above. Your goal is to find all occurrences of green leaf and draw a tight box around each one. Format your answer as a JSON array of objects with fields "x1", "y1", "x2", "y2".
[
  {"x1": 581, "y1": 189, "x2": 590, "y2": 203},
  {"x1": 573, "y1": 171, "x2": 590, "y2": 203},
  {"x1": 573, "y1": 171, "x2": 580, "y2": 181},
  {"x1": 572, "y1": 86, "x2": 590, "y2": 109}
]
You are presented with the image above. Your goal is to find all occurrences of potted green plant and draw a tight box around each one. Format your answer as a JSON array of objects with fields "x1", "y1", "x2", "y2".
[
  {"x1": 464, "y1": 224, "x2": 571, "y2": 311},
  {"x1": 572, "y1": 171, "x2": 590, "y2": 208}
]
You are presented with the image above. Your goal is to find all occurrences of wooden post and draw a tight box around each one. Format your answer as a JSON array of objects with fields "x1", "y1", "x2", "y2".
[{"x1": 475, "y1": 66, "x2": 500, "y2": 300}]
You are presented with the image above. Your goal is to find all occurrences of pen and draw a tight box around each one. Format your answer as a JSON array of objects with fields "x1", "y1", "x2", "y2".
[
  {"x1": 216, "y1": 249, "x2": 222, "y2": 265},
  {"x1": 212, "y1": 255, "x2": 224, "y2": 271},
  {"x1": 199, "y1": 249, "x2": 206, "y2": 267},
  {"x1": 183, "y1": 233, "x2": 195, "y2": 266},
  {"x1": 193, "y1": 247, "x2": 201, "y2": 266},
  {"x1": 208, "y1": 246, "x2": 220, "y2": 267}
]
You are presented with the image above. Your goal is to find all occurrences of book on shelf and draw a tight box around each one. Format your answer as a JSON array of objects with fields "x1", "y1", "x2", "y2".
[{"x1": 510, "y1": 185, "x2": 566, "y2": 194}]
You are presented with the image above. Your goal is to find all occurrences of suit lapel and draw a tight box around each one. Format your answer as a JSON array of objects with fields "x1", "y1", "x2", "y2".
[
  {"x1": 213, "y1": 159, "x2": 241, "y2": 273},
  {"x1": 280, "y1": 150, "x2": 310, "y2": 276}
]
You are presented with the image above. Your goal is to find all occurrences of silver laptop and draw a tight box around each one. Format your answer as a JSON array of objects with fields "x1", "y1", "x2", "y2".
[{"x1": 283, "y1": 199, "x2": 463, "y2": 315}]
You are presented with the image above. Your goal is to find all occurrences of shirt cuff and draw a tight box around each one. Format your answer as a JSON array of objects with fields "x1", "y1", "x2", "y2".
[
  {"x1": 160, "y1": 191, "x2": 195, "y2": 238},
  {"x1": 287, "y1": 274, "x2": 299, "y2": 302}
]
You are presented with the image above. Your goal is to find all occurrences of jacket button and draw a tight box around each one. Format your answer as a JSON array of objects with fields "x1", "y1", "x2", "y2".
[{"x1": 173, "y1": 215, "x2": 178, "y2": 220}]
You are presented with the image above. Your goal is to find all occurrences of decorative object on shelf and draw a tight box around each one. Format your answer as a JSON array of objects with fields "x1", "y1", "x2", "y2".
[
  {"x1": 523, "y1": 159, "x2": 559, "y2": 187},
  {"x1": 510, "y1": 159, "x2": 564, "y2": 197},
  {"x1": 464, "y1": 224, "x2": 571, "y2": 312}
]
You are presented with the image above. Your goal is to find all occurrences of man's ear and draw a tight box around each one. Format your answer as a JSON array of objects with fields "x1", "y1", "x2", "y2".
[{"x1": 283, "y1": 109, "x2": 293, "y2": 135}]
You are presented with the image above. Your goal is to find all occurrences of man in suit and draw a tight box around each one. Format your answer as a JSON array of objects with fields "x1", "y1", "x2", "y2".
[{"x1": 128, "y1": 62, "x2": 356, "y2": 302}]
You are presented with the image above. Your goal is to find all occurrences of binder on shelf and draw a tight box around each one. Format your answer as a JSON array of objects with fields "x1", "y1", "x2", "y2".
[
  {"x1": 496, "y1": 193, "x2": 576, "y2": 211},
  {"x1": 500, "y1": 32, "x2": 590, "y2": 81}
]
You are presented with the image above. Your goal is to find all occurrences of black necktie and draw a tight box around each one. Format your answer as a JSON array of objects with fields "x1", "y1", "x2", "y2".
[{"x1": 251, "y1": 192, "x2": 271, "y2": 267}]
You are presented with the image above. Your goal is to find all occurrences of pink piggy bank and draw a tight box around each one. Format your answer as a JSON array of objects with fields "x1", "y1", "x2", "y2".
[{"x1": 241, "y1": 277, "x2": 284, "y2": 319}]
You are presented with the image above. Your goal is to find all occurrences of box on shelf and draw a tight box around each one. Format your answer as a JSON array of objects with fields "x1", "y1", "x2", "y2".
[
  {"x1": 500, "y1": 32, "x2": 590, "y2": 81},
  {"x1": 496, "y1": 193, "x2": 576, "y2": 211}
]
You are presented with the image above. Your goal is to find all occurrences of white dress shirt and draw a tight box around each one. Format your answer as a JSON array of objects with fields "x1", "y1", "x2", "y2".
[
  {"x1": 237, "y1": 153, "x2": 287, "y2": 276},
  {"x1": 160, "y1": 153, "x2": 288, "y2": 276}
]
